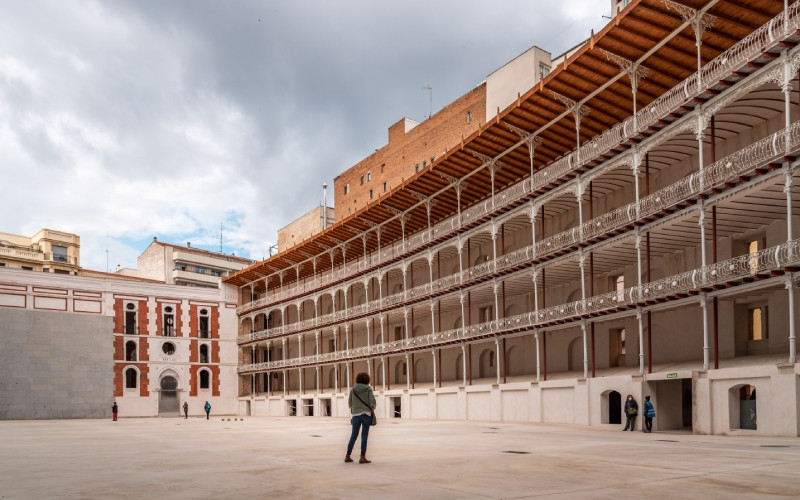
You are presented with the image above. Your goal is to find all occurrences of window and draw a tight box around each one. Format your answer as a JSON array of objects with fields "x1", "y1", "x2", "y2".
[
  {"x1": 125, "y1": 303, "x2": 137, "y2": 334},
  {"x1": 344, "y1": 184, "x2": 349, "y2": 195},
  {"x1": 54, "y1": 269, "x2": 69, "y2": 274},
  {"x1": 176, "y1": 264, "x2": 186, "y2": 271},
  {"x1": 22, "y1": 266, "x2": 33, "y2": 271},
  {"x1": 466, "y1": 111, "x2": 472, "y2": 124},
  {"x1": 748, "y1": 307, "x2": 768, "y2": 340},
  {"x1": 196, "y1": 267, "x2": 206, "y2": 275},
  {"x1": 369, "y1": 189, "x2": 373, "y2": 200},
  {"x1": 539, "y1": 63, "x2": 551, "y2": 78},
  {"x1": 383, "y1": 182, "x2": 387, "y2": 193},
  {"x1": 162, "y1": 342, "x2": 176, "y2": 355},
  {"x1": 200, "y1": 344, "x2": 209, "y2": 363},
  {"x1": 211, "y1": 270, "x2": 221, "y2": 277},
  {"x1": 366, "y1": 172, "x2": 371, "y2": 182},
  {"x1": 199, "y1": 308, "x2": 210, "y2": 338},
  {"x1": 125, "y1": 368, "x2": 138, "y2": 389},
  {"x1": 422, "y1": 160, "x2": 427, "y2": 168},
  {"x1": 163, "y1": 306, "x2": 175, "y2": 336},
  {"x1": 200, "y1": 370, "x2": 210, "y2": 389},
  {"x1": 125, "y1": 341, "x2": 137, "y2": 361},
  {"x1": 415, "y1": 164, "x2": 420, "y2": 173},
  {"x1": 360, "y1": 175, "x2": 364, "y2": 186},
  {"x1": 52, "y1": 245, "x2": 68, "y2": 262}
]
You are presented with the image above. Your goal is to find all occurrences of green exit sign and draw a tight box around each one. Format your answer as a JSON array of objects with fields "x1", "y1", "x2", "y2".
[{"x1": 666, "y1": 373, "x2": 678, "y2": 379}]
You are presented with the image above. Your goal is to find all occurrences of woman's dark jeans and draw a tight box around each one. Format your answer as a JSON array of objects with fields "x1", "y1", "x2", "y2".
[{"x1": 347, "y1": 414, "x2": 372, "y2": 456}]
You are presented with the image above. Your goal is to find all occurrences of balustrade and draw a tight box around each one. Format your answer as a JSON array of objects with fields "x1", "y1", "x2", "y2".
[
  {"x1": 238, "y1": 238, "x2": 800, "y2": 374},
  {"x1": 238, "y1": 121, "x2": 799, "y2": 346},
  {"x1": 236, "y1": 4, "x2": 800, "y2": 316}
]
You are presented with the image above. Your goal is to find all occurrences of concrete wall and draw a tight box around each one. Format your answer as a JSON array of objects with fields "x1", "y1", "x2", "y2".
[
  {"x1": 486, "y1": 45, "x2": 551, "y2": 121},
  {"x1": 0, "y1": 307, "x2": 113, "y2": 419},
  {"x1": 277, "y1": 206, "x2": 334, "y2": 252}
]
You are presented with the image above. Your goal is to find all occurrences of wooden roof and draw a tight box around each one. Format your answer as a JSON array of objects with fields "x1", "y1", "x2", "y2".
[{"x1": 225, "y1": 0, "x2": 789, "y2": 289}]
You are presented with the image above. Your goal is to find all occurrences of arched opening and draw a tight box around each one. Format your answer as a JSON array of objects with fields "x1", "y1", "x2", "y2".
[
  {"x1": 199, "y1": 370, "x2": 210, "y2": 390},
  {"x1": 376, "y1": 361, "x2": 384, "y2": 386},
  {"x1": 158, "y1": 375, "x2": 179, "y2": 415},
  {"x1": 163, "y1": 305, "x2": 175, "y2": 336},
  {"x1": 199, "y1": 344, "x2": 209, "y2": 364},
  {"x1": 124, "y1": 367, "x2": 138, "y2": 389},
  {"x1": 455, "y1": 352, "x2": 464, "y2": 382},
  {"x1": 394, "y1": 360, "x2": 407, "y2": 385},
  {"x1": 414, "y1": 357, "x2": 430, "y2": 384},
  {"x1": 199, "y1": 308, "x2": 210, "y2": 338},
  {"x1": 505, "y1": 345, "x2": 524, "y2": 377},
  {"x1": 568, "y1": 336, "x2": 582, "y2": 372},
  {"x1": 602, "y1": 390, "x2": 622, "y2": 425},
  {"x1": 730, "y1": 384, "x2": 757, "y2": 430},
  {"x1": 478, "y1": 348, "x2": 494, "y2": 379},
  {"x1": 125, "y1": 341, "x2": 137, "y2": 362}
]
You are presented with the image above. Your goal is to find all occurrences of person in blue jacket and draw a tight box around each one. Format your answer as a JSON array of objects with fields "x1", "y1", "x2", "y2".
[
  {"x1": 204, "y1": 401, "x2": 211, "y2": 420},
  {"x1": 643, "y1": 395, "x2": 656, "y2": 433}
]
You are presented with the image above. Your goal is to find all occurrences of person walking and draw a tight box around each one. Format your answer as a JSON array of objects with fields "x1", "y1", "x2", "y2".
[
  {"x1": 183, "y1": 401, "x2": 189, "y2": 419},
  {"x1": 643, "y1": 395, "x2": 655, "y2": 433},
  {"x1": 204, "y1": 401, "x2": 211, "y2": 420},
  {"x1": 345, "y1": 372, "x2": 376, "y2": 464},
  {"x1": 112, "y1": 402, "x2": 118, "y2": 422},
  {"x1": 622, "y1": 394, "x2": 638, "y2": 431}
]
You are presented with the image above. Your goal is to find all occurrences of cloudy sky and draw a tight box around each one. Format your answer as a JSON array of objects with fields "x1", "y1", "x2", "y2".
[{"x1": 0, "y1": 0, "x2": 611, "y2": 271}]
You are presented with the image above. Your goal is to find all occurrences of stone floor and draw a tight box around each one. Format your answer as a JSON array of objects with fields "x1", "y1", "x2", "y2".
[{"x1": 1, "y1": 416, "x2": 799, "y2": 499}]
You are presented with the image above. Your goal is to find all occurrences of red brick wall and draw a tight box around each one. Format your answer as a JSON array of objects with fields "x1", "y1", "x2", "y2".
[
  {"x1": 113, "y1": 298, "x2": 124, "y2": 333},
  {"x1": 139, "y1": 364, "x2": 149, "y2": 397},
  {"x1": 189, "y1": 365, "x2": 220, "y2": 397},
  {"x1": 211, "y1": 306, "x2": 219, "y2": 339},
  {"x1": 156, "y1": 303, "x2": 163, "y2": 336},
  {"x1": 211, "y1": 341, "x2": 220, "y2": 363},
  {"x1": 139, "y1": 337, "x2": 150, "y2": 362},
  {"x1": 189, "y1": 339, "x2": 198, "y2": 363},
  {"x1": 334, "y1": 84, "x2": 486, "y2": 221},
  {"x1": 113, "y1": 335, "x2": 124, "y2": 361},
  {"x1": 189, "y1": 305, "x2": 198, "y2": 338},
  {"x1": 137, "y1": 300, "x2": 148, "y2": 335}
]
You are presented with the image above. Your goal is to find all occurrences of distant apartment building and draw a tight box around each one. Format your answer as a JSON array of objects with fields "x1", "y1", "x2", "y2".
[
  {"x1": 134, "y1": 237, "x2": 256, "y2": 288},
  {"x1": 0, "y1": 229, "x2": 80, "y2": 275}
]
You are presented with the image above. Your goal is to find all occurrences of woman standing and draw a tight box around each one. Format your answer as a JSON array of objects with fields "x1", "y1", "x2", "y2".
[
  {"x1": 622, "y1": 394, "x2": 638, "y2": 431},
  {"x1": 345, "y1": 372, "x2": 376, "y2": 464}
]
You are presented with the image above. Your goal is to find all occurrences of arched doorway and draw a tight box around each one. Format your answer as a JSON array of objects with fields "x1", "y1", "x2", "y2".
[
  {"x1": 607, "y1": 390, "x2": 622, "y2": 425},
  {"x1": 730, "y1": 384, "x2": 757, "y2": 430},
  {"x1": 158, "y1": 375, "x2": 179, "y2": 416}
]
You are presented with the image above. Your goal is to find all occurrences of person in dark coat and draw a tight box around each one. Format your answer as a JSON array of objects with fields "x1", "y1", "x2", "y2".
[
  {"x1": 345, "y1": 372, "x2": 376, "y2": 464},
  {"x1": 183, "y1": 402, "x2": 189, "y2": 419},
  {"x1": 112, "y1": 402, "x2": 118, "y2": 422},
  {"x1": 622, "y1": 394, "x2": 638, "y2": 431}
]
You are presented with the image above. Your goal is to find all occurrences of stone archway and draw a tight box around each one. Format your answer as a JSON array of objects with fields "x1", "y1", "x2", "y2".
[{"x1": 158, "y1": 375, "x2": 179, "y2": 416}]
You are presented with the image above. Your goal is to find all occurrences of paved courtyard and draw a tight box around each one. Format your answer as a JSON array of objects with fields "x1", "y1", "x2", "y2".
[{"x1": 1, "y1": 416, "x2": 799, "y2": 499}]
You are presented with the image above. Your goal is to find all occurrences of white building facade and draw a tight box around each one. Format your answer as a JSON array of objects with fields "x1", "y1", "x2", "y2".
[{"x1": 228, "y1": 0, "x2": 800, "y2": 436}]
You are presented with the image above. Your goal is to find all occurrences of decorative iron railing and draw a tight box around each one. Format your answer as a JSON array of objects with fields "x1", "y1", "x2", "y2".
[
  {"x1": 236, "y1": 3, "x2": 800, "y2": 316},
  {"x1": 238, "y1": 238, "x2": 800, "y2": 373}
]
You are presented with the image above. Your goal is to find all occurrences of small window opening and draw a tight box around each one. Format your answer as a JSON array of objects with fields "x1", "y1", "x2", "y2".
[
  {"x1": 200, "y1": 344, "x2": 210, "y2": 364},
  {"x1": 748, "y1": 307, "x2": 768, "y2": 340},
  {"x1": 466, "y1": 111, "x2": 472, "y2": 123},
  {"x1": 199, "y1": 308, "x2": 210, "y2": 338},
  {"x1": 383, "y1": 181, "x2": 387, "y2": 192},
  {"x1": 125, "y1": 368, "x2": 137, "y2": 389},
  {"x1": 360, "y1": 175, "x2": 364, "y2": 186},
  {"x1": 200, "y1": 370, "x2": 210, "y2": 389},
  {"x1": 125, "y1": 341, "x2": 137, "y2": 361},
  {"x1": 162, "y1": 342, "x2": 176, "y2": 355},
  {"x1": 163, "y1": 306, "x2": 175, "y2": 336}
]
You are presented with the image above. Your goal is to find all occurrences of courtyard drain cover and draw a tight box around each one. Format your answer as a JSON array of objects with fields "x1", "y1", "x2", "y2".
[
  {"x1": 656, "y1": 439, "x2": 679, "y2": 442},
  {"x1": 761, "y1": 445, "x2": 790, "y2": 448},
  {"x1": 503, "y1": 450, "x2": 531, "y2": 454},
  {"x1": 310, "y1": 435, "x2": 322, "y2": 437}
]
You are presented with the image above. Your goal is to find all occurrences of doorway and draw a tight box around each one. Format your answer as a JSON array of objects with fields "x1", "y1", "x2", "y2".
[
  {"x1": 391, "y1": 396, "x2": 401, "y2": 418},
  {"x1": 158, "y1": 376, "x2": 179, "y2": 416},
  {"x1": 608, "y1": 391, "x2": 621, "y2": 424}
]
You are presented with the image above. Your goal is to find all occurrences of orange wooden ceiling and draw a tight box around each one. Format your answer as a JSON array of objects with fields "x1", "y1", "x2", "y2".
[{"x1": 225, "y1": 0, "x2": 790, "y2": 289}]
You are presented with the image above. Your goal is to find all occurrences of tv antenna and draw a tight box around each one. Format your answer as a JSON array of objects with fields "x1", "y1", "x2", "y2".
[
  {"x1": 219, "y1": 222, "x2": 223, "y2": 253},
  {"x1": 422, "y1": 84, "x2": 432, "y2": 119}
]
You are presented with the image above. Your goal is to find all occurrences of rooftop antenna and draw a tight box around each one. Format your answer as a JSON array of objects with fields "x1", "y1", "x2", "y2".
[
  {"x1": 219, "y1": 222, "x2": 223, "y2": 253},
  {"x1": 422, "y1": 84, "x2": 432, "y2": 119}
]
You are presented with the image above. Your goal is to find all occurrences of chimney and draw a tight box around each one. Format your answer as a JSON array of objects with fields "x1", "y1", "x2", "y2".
[
  {"x1": 153, "y1": 236, "x2": 157, "y2": 241},
  {"x1": 187, "y1": 242, "x2": 191, "y2": 248}
]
